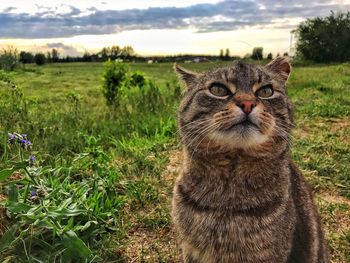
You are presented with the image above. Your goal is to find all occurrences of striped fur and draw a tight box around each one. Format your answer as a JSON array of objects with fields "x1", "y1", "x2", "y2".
[{"x1": 172, "y1": 58, "x2": 330, "y2": 263}]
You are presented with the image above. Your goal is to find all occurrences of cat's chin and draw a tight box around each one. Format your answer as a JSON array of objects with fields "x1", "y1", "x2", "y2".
[{"x1": 209, "y1": 129, "x2": 269, "y2": 150}]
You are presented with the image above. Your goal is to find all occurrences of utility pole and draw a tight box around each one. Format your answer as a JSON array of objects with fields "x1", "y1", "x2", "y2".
[{"x1": 289, "y1": 29, "x2": 296, "y2": 57}]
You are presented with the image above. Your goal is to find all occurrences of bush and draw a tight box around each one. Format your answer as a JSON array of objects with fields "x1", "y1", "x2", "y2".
[
  {"x1": 0, "y1": 47, "x2": 19, "y2": 71},
  {"x1": 34, "y1": 53, "x2": 46, "y2": 65},
  {"x1": 129, "y1": 71, "x2": 146, "y2": 88},
  {"x1": 102, "y1": 60, "x2": 128, "y2": 107},
  {"x1": 19, "y1": 51, "x2": 34, "y2": 64}
]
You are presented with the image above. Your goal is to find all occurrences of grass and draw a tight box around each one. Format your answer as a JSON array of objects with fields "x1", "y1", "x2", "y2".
[{"x1": 0, "y1": 61, "x2": 349, "y2": 262}]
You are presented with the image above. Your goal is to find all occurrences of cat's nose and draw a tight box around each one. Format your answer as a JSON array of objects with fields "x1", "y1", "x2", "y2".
[{"x1": 237, "y1": 100, "x2": 256, "y2": 114}]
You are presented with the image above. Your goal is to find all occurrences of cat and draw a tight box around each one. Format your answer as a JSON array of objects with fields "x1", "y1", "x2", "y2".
[{"x1": 171, "y1": 57, "x2": 330, "y2": 263}]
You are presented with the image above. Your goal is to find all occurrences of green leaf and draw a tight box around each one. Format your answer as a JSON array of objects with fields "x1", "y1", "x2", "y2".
[
  {"x1": 8, "y1": 184, "x2": 18, "y2": 202},
  {"x1": 44, "y1": 188, "x2": 60, "y2": 199},
  {"x1": 10, "y1": 161, "x2": 28, "y2": 169},
  {"x1": 0, "y1": 224, "x2": 20, "y2": 251},
  {"x1": 74, "y1": 221, "x2": 98, "y2": 232},
  {"x1": 0, "y1": 168, "x2": 14, "y2": 181},
  {"x1": 33, "y1": 218, "x2": 56, "y2": 230},
  {"x1": 47, "y1": 207, "x2": 86, "y2": 218},
  {"x1": 61, "y1": 230, "x2": 92, "y2": 258},
  {"x1": 6, "y1": 201, "x2": 32, "y2": 214}
]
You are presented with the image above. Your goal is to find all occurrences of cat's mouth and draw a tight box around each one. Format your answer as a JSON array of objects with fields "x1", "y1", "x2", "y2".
[{"x1": 226, "y1": 118, "x2": 260, "y2": 131}]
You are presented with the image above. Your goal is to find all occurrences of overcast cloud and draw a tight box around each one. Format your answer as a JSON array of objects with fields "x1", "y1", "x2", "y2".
[{"x1": 0, "y1": 0, "x2": 349, "y2": 38}]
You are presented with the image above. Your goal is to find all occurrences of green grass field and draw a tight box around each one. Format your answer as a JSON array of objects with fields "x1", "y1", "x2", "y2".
[{"x1": 0, "y1": 61, "x2": 349, "y2": 262}]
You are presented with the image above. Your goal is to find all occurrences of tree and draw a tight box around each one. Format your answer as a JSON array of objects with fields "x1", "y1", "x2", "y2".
[
  {"x1": 267, "y1": 53, "x2": 273, "y2": 60},
  {"x1": 220, "y1": 49, "x2": 224, "y2": 58},
  {"x1": 83, "y1": 51, "x2": 91, "y2": 62},
  {"x1": 110, "y1": 46, "x2": 121, "y2": 59},
  {"x1": 46, "y1": 52, "x2": 52, "y2": 63},
  {"x1": 34, "y1": 53, "x2": 46, "y2": 65},
  {"x1": 100, "y1": 47, "x2": 111, "y2": 61},
  {"x1": 121, "y1": 46, "x2": 135, "y2": 59},
  {"x1": 296, "y1": 12, "x2": 350, "y2": 62},
  {"x1": 51, "y1": 49, "x2": 59, "y2": 62},
  {"x1": 225, "y1": 48, "x2": 230, "y2": 60},
  {"x1": 19, "y1": 51, "x2": 34, "y2": 64},
  {"x1": 251, "y1": 47, "x2": 263, "y2": 60}
]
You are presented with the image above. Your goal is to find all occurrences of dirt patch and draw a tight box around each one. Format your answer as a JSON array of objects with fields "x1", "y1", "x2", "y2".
[
  {"x1": 123, "y1": 226, "x2": 181, "y2": 263},
  {"x1": 327, "y1": 117, "x2": 350, "y2": 133},
  {"x1": 319, "y1": 192, "x2": 350, "y2": 206},
  {"x1": 316, "y1": 191, "x2": 350, "y2": 263},
  {"x1": 294, "y1": 116, "x2": 350, "y2": 140},
  {"x1": 120, "y1": 150, "x2": 183, "y2": 262},
  {"x1": 163, "y1": 150, "x2": 183, "y2": 185}
]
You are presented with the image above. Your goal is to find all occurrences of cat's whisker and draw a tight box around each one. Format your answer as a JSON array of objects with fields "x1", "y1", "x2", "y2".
[
  {"x1": 176, "y1": 118, "x2": 212, "y2": 135},
  {"x1": 190, "y1": 121, "x2": 222, "y2": 158},
  {"x1": 181, "y1": 122, "x2": 213, "y2": 146},
  {"x1": 181, "y1": 114, "x2": 236, "y2": 148},
  {"x1": 178, "y1": 119, "x2": 214, "y2": 147},
  {"x1": 186, "y1": 120, "x2": 222, "y2": 149}
]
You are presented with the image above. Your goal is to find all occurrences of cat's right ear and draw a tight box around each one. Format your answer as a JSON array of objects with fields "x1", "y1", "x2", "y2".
[
  {"x1": 174, "y1": 63, "x2": 199, "y2": 90},
  {"x1": 265, "y1": 56, "x2": 291, "y2": 83}
]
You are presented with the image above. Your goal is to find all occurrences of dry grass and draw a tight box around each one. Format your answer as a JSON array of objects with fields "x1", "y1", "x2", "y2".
[{"x1": 117, "y1": 150, "x2": 182, "y2": 262}]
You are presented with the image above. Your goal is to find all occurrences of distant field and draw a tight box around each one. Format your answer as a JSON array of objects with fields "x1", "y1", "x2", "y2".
[{"x1": 0, "y1": 62, "x2": 349, "y2": 262}]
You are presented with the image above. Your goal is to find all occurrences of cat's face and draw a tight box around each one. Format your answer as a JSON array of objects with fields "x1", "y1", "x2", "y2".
[{"x1": 176, "y1": 57, "x2": 293, "y2": 153}]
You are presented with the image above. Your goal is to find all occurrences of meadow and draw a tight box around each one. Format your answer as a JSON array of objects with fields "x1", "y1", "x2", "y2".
[{"x1": 0, "y1": 61, "x2": 349, "y2": 262}]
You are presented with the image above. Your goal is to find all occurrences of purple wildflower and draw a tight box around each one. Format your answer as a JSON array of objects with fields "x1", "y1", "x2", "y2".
[
  {"x1": 8, "y1": 133, "x2": 17, "y2": 144},
  {"x1": 8, "y1": 132, "x2": 32, "y2": 149},
  {"x1": 31, "y1": 191, "x2": 37, "y2": 196},
  {"x1": 29, "y1": 155, "x2": 36, "y2": 165},
  {"x1": 21, "y1": 139, "x2": 32, "y2": 149}
]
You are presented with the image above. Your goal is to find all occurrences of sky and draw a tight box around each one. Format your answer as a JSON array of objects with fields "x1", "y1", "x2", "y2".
[{"x1": 0, "y1": 0, "x2": 350, "y2": 57}]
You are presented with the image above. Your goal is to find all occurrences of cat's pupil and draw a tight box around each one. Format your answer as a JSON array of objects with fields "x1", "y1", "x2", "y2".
[{"x1": 209, "y1": 84, "x2": 229, "y2": 97}]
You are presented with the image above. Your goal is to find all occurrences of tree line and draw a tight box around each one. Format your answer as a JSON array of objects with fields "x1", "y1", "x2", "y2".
[{"x1": 16, "y1": 45, "x2": 136, "y2": 65}]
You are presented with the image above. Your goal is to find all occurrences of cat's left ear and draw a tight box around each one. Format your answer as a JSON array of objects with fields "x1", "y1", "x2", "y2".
[
  {"x1": 174, "y1": 63, "x2": 199, "y2": 90},
  {"x1": 265, "y1": 56, "x2": 291, "y2": 83}
]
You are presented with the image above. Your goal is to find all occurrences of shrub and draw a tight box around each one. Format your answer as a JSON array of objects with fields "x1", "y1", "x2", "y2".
[
  {"x1": 129, "y1": 71, "x2": 146, "y2": 88},
  {"x1": 19, "y1": 51, "x2": 34, "y2": 64},
  {"x1": 34, "y1": 53, "x2": 46, "y2": 66},
  {"x1": 0, "y1": 47, "x2": 19, "y2": 71},
  {"x1": 102, "y1": 60, "x2": 128, "y2": 107}
]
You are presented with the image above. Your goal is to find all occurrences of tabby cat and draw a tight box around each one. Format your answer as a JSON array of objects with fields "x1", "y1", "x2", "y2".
[{"x1": 172, "y1": 57, "x2": 330, "y2": 263}]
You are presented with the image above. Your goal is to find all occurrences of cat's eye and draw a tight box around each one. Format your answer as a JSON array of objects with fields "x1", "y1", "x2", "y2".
[
  {"x1": 256, "y1": 85, "x2": 274, "y2": 98},
  {"x1": 209, "y1": 83, "x2": 230, "y2": 97}
]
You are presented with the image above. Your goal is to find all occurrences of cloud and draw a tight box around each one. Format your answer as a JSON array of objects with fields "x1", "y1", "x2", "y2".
[
  {"x1": 2, "y1": 7, "x2": 16, "y2": 13},
  {"x1": 46, "y1": 42, "x2": 82, "y2": 56},
  {"x1": 0, "y1": 0, "x2": 349, "y2": 38}
]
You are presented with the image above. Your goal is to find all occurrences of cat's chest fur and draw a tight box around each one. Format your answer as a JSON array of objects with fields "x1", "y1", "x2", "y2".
[{"x1": 172, "y1": 155, "x2": 296, "y2": 263}]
